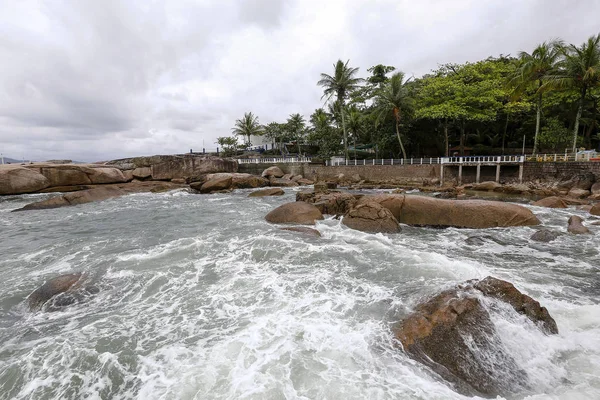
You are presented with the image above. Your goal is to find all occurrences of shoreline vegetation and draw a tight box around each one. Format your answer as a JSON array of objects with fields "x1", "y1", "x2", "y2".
[{"x1": 220, "y1": 33, "x2": 600, "y2": 161}]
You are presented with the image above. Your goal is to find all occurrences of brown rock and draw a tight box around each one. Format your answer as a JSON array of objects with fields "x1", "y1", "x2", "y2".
[
  {"x1": 87, "y1": 167, "x2": 127, "y2": 184},
  {"x1": 269, "y1": 177, "x2": 299, "y2": 187},
  {"x1": 314, "y1": 181, "x2": 328, "y2": 193},
  {"x1": 291, "y1": 175, "x2": 303, "y2": 182},
  {"x1": 296, "y1": 190, "x2": 357, "y2": 216},
  {"x1": 557, "y1": 172, "x2": 595, "y2": 191},
  {"x1": 28, "y1": 273, "x2": 98, "y2": 311},
  {"x1": 472, "y1": 181, "x2": 502, "y2": 191},
  {"x1": 280, "y1": 227, "x2": 321, "y2": 237},
  {"x1": 265, "y1": 202, "x2": 324, "y2": 225},
  {"x1": 261, "y1": 166, "x2": 285, "y2": 178},
  {"x1": 394, "y1": 276, "x2": 557, "y2": 397},
  {"x1": 530, "y1": 229, "x2": 560, "y2": 243},
  {"x1": 199, "y1": 176, "x2": 233, "y2": 193},
  {"x1": 342, "y1": 202, "x2": 401, "y2": 233},
  {"x1": 204, "y1": 173, "x2": 268, "y2": 189},
  {"x1": 567, "y1": 215, "x2": 591, "y2": 234},
  {"x1": 567, "y1": 188, "x2": 591, "y2": 199},
  {"x1": 123, "y1": 170, "x2": 134, "y2": 182},
  {"x1": 132, "y1": 167, "x2": 152, "y2": 179},
  {"x1": 296, "y1": 178, "x2": 314, "y2": 186},
  {"x1": 357, "y1": 194, "x2": 539, "y2": 228},
  {"x1": 532, "y1": 196, "x2": 568, "y2": 208},
  {"x1": 282, "y1": 173, "x2": 293, "y2": 180},
  {"x1": 150, "y1": 155, "x2": 237, "y2": 180},
  {"x1": 171, "y1": 178, "x2": 187, "y2": 184},
  {"x1": 38, "y1": 185, "x2": 91, "y2": 193},
  {"x1": 0, "y1": 166, "x2": 51, "y2": 195},
  {"x1": 248, "y1": 188, "x2": 285, "y2": 197},
  {"x1": 590, "y1": 203, "x2": 600, "y2": 216},
  {"x1": 591, "y1": 182, "x2": 600, "y2": 195}
]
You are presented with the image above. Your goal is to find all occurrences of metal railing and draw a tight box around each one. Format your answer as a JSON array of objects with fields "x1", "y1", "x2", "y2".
[
  {"x1": 237, "y1": 157, "x2": 312, "y2": 164},
  {"x1": 525, "y1": 152, "x2": 600, "y2": 162}
]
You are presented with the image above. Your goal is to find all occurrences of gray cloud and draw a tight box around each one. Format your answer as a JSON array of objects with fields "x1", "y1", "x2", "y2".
[{"x1": 0, "y1": 0, "x2": 598, "y2": 161}]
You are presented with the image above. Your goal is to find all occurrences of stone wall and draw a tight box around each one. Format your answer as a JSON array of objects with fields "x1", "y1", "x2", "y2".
[{"x1": 522, "y1": 162, "x2": 600, "y2": 181}]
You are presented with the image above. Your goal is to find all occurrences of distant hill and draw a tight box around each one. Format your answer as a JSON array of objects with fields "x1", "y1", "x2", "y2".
[{"x1": 1, "y1": 156, "x2": 27, "y2": 164}]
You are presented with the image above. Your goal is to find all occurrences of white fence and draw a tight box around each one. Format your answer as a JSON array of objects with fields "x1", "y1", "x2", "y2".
[
  {"x1": 237, "y1": 157, "x2": 312, "y2": 164},
  {"x1": 325, "y1": 156, "x2": 525, "y2": 166}
]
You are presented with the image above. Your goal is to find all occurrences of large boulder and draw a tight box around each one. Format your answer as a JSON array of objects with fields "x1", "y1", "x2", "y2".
[
  {"x1": 132, "y1": 167, "x2": 152, "y2": 179},
  {"x1": 261, "y1": 166, "x2": 285, "y2": 178},
  {"x1": 532, "y1": 196, "x2": 568, "y2": 208},
  {"x1": 567, "y1": 188, "x2": 591, "y2": 199},
  {"x1": 265, "y1": 202, "x2": 324, "y2": 225},
  {"x1": 530, "y1": 229, "x2": 560, "y2": 242},
  {"x1": 198, "y1": 176, "x2": 233, "y2": 193},
  {"x1": 590, "y1": 203, "x2": 600, "y2": 216},
  {"x1": 394, "y1": 276, "x2": 557, "y2": 397},
  {"x1": 201, "y1": 173, "x2": 268, "y2": 189},
  {"x1": 296, "y1": 190, "x2": 357, "y2": 216},
  {"x1": 357, "y1": 194, "x2": 539, "y2": 228},
  {"x1": 591, "y1": 182, "x2": 600, "y2": 195},
  {"x1": 0, "y1": 166, "x2": 50, "y2": 195},
  {"x1": 472, "y1": 181, "x2": 502, "y2": 191},
  {"x1": 567, "y1": 215, "x2": 591, "y2": 234},
  {"x1": 28, "y1": 273, "x2": 98, "y2": 311},
  {"x1": 342, "y1": 202, "x2": 401, "y2": 233},
  {"x1": 149, "y1": 155, "x2": 238, "y2": 180},
  {"x1": 269, "y1": 177, "x2": 299, "y2": 187},
  {"x1": 249, "y1": 187, "x2": 285, "y2": 197},
  {"x1": 38, "y1": 165, "x2": 93, "y2": 186}
]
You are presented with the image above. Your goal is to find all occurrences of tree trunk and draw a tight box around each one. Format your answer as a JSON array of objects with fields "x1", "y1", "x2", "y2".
[
  {"x1": 502, "y1": 112, "x2": 509, "y2": 154},
  {"x1": 395, "y1": 118, "x2": 407, "y2": 160},
  {"x1": 353, "y1": 134, "x2": 357, "y2": 159},
  {"x1": 584, "y1": 98, "x2": 597, "y2": 149},
  {"x1": 340, "y1": 99, "x2": 349, "y2": 159},
  {"x1": 572, "y1": 87, "x2": 587, "y2": 153},
  {"x1": 444, "y1": 119, "x2": 449, "y2": 157},
  {"x1": 533, "y1": 90, "x2": 542, "y2": 155}
]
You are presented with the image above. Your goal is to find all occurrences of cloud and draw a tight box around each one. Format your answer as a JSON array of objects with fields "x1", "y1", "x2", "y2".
[{"x1": 0, "y1": 0, "x2": 598, "y2": 161}]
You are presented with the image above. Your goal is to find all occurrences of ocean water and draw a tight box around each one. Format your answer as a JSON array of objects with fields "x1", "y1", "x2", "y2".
[{"x1": 0, "y1": 188, "x2": 599, "y2": 400}]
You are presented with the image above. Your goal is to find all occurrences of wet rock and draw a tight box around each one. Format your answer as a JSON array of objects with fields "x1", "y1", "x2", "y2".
[
  {"x1": 265, "y1": 202, "x2": 324, "y2": 225},
  {"x1": 0, "y1": 166, "x2": 50, "y2": 195},
  {"x1": 568, "y1": 188, "x2": 591, "y2": 199},
  {"x1": 532, "y1": 196, "x2": 568, "y2": 208},
  {"x1": 530, "y1": 229, "x2": 560, "y2": 242},
  {"x1": 472, "y1": 181, "x2": 502, "y2": 191},
  {"x1": 28, "y1": 273, "x2": 97, "y2": 311},
  {"x1": 296, "y1": 190, "x2": 357, "y2": 216},
  {"x1": 197, "y1": 176, "x2": 233, "y2": 193},
  {"x1": 342, "y1": 202, "x2": 401, "y2": 233},
  {"x1": 567, "y1": 215, "x2": 591, "y2": 234},
  {"x1": 591, "y1": 182, "x2": 600, "y2": 195},
  {"x1": 394, "y1": 276, "x2": 557, "y2": 397},
  {"x1": 314, "y1": 181, "x2": 328, "y2": 193},
  {"x1": 210, "y1": 173, "x2": 268, "y2": 189},
  {"x1": 282, "y1": 173, "x2": 293, "y2": 180},
  {"x1": 296, "y1": 178, "x2": 314, "y2": 186},
  {"x1": 249, "y1": 187, "x2": 285, "y2": 197},
  {"x1": 269, "y1": 177, "x2": 299, "y2": 187},
  {"x1": 589, "y1": 203, "x2": 600, "y2": 216},
  {"x1": 280, "y1": 226, "x2": 321, "y2": 237},
  {"x1": 357, "y1": 194, "x2": 539, "y2": 228},
  {"x1": 465, "y1": 235, "x2": 495, "y2": 246},
  {"x1": 261, "y1": 166, "x2": 285, "y2": 178}
]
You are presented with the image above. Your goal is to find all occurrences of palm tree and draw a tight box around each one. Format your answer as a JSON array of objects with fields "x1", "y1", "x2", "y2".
[
  {"x1": 373, "y1": 71, "x2": 412, "y2": 159},
  {"x1": 286, "y1": 113, "x2": 306, "y2": 155},
  {"x1": 232, "y1": 112, "x2": 263, "y2": 146},
  {"x1": 317, "y1": 60, "x2": 363, "y2": 159},
  {"x1": 508, "y1": 40, "x2": 563, "y2": 154},
  {"x1": 545, "y1": 34, "x2": 600, "y2": 152},
  {"x1": 345, "y1": 107, "x2": 362, "y2": 158}
]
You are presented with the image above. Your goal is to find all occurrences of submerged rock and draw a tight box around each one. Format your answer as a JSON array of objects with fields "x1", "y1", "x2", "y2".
[
  {"x1": 342, "y1": 202, "x2": 401, "y2": 233},
  {"x1": 296, "y1": 190, "x2": 357, "y2": 216},
  {"x1": 265, "y1": 202, "x2": 324, "y2": 225},
  {"x1": 530, "y1": 229, "x2": 560, "y2": 242},
  {"x1": 28, "y1": 273, "x2": 98, "y2": 311},
  {"x1": 567, "y1": 215, "x2": 591, "y2": 234},
  {"x1": 280, "y1": 226, "x2": 321, "y2": 237},
  {"x1": 394, "y1": 276, "x2": 558, "y2": 398}
]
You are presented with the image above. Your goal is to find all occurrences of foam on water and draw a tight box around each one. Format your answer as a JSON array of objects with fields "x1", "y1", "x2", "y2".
[{"x1": 0, "y1": 189, "x2": 599, "y2": 399}]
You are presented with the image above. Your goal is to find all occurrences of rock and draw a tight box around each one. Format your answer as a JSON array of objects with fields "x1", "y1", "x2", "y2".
[
  {"x1": 557, "y1": 172, "x2": 596, "y2": 190},
  {"x1": 282, "y1": 173, "x2": 293, "y2": 180},
  {"x1": 351, "y1": 174, "x2": 362, "y2": 183},
  {"x1": 149, "y1": 155, "x2": 238, "y2": 181},
  {"x1": 269, "y1": 177, "x2": 299, "y2": 187},
  {"x1": 265, "y1": 202, "x2": 324, "y2": 225},
  {"x1": 561, "y1": 197, "x2": 590, "y2": 206},
  {"x1": 342, "y1": 202, "x2": 401, "y2": 233},
  {"x1": 122, "y1": 170, "x2": 134, "y2": 182},
  {"x1": 532, "y1": 196, "x2": 568, "y2": 208},
  {"x1": 326, "y1": 181, "x2": 337, "y2": 189},
  {"x1": 567, "y1": 215, "x2": 591, "y2": 234},
  {"x1": 591, "y1": 182, "x2": 600, "y2": 195},
  {"x1": 591, "y1": 221, "x2": 600, "y2": 226},
  {"x1": 394, "y1": 276, "x2": 557, "y2": 397},
  {"x1": 578, "y1": 205, "x2": 593, "y2": 212},
  {"x1": 314, "y1": 181, "x2": 328, "y2": 193},
  {"x1": 465, "y1": 235, "x2": 495, "y2": 246},
  {"x1": 204, "y1": 173, "x2": 269, "y2": 189},
  {"x1": 357, "y1": 194, "x2": 540, "y2": 228},
  {"x1": 171, "y1": 178, "x2": 186, "y2": 184},
  {"x1": 280, "y1": 227, "x2": 321, "y2": 237},
  {"x1": 530, "y1": 229, "x2": 560, "y2": 242},
  {"x1": 590, "y1": 203, "x2": 600, "y2": 216},
  {"x1": 0, "y1": 166, "x2": 50, "y2": 195},
  {"x1": 261, "y1": 166, "x2": 285, "y2": 178},
  {"x1": 38, "y1": 185, "x2": 91, "y2": 193},
  {"x1": 291, "y1": 175, "x2": 303, "y2": 182},
  {"x1": 587, "y1": 193, "x2": 600, "y2": 200},
  {"x1": 248, "y1": 188, "x2": 285, "y2": 197},
  {"x1": 336, "y1": 173, "x2": 345, "y2": 183},
  {"x1": 472, "y1": 181, "x2": 502, "y2": 191},
  {"x1": 567, "y1": 188, "x2": 591, "y2": 198},
  {"x1": 199, "y1": 176, "x2": 233, "y2": 193},
  {"x1": 500, "y1": 184, "x2": 530, "y2": 194},
  {"x1": 132, "y1": 167, "x2": 152, "y2": 179},
  {"x1": 87, "y1": 167, "x2": 127, "y2": 184},
  {"x1": 296, "y1": 178, "x2": 314, "y2": 186},
  {"x1": 28, "y1": 273, "x2": 97, "y2": 311},
  {"x1": 296, "y1": 190, "x2": 357, "y2": 216}
]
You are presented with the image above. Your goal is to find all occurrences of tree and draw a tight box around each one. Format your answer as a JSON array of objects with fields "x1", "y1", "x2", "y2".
[
  {"x1": 286, "y1": 113, "x2": 307, "y2": 155},
  {"x1": 308, "y1": 108, "x2": 342, "y2": 157},
  {"x1": 263, "y1": 122, "x2": 287, "y2": 155},
  {"x1": 345, "y1": 107, "x2": 363, "y2": 158},
  {"x1": 232, "y1": 112, "x2": 263, "y2": 146},
  {"x1": 216, "y1": 136, "x2": 238, "y2": 156},
  {"x1": 508, "y1": 40, "x2": 562, "y2": 154},
  {"x1": 317, "y1": 60, "x2": 363, "y2": 159},
  {"x1": 373, "y1": 72, "x2": 413, "y2": 159},
  {"x1": 545, "y1": 34, "x2": 600, "y2": 152}
]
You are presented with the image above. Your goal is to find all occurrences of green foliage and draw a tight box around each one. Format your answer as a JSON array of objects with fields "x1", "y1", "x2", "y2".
[
  {"x1": 231, "y1": 112, "x2": 264, "y2": 146},
  {"x1": 216, "y1": 136, "x2": 238, "y2": 156},
  {"x1": 538, "y1": 118, "x2": 575, "y2": 152}
]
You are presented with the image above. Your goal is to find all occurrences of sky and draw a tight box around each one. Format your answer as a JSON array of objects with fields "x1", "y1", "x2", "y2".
[{"x1": 0, "y1": 0, "x2": 598, "y2": 162}]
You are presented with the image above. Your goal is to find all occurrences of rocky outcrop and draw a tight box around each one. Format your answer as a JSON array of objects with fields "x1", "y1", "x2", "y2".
[
  {"x1": 248, "y1": 188, "x2": 285, "y2": 197},
  {"x1": 394, "y1": 276, "x2": 557, "y2": 398},
  {"x1": 356, "y1": 194, "x2": 539, "y2": 228},
  {"x1": 132, "y1": 167, "x2": 152, "y2": 179},
  {"x1": 557, "y1": 172, "x2": 596, "y2": 191},
  {"x1": 342, "y1": 202, "x2": 401, "y2": 233},
  {"x1": 261, "y1": 166, "x2": 285, "y2": 178},
  {"x1": 280, "y1": 226, "x2": 321, "y2": 237},
  {"x1": 0, "y1": 166, "x2": 50, "y2": 195},
  {"x1": 112, "y1": 155, "x2": 238, "y2": 181},
  {"x1": 202, "y1": 173, "x2": 269, "y2": 189},
  {"x1": 532, "y1": 196, "x2": 568, "y2": 208},
  {"x1": 265, "y1": 202, "x2": 324, "y2": 225},
  {"x1": 530, "y1": 229, "x2": 560, "y2": 242},
  {"x1": 567, "y1": 215, "x2": 591, "y2": 234},
  {"x1": 28, "y1": 273, "x2": 98, "y2": 311},
  {"x1": 296, "y1": 190, "x2": 357, "y2": 216}
]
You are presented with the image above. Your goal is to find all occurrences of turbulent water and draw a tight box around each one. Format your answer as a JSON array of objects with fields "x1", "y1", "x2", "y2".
[{"x1": 0, "y1": 188, "x2": 599, "y2": 400}]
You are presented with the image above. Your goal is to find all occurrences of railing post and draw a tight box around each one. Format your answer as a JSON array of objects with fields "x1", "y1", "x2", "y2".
[
  {"x1": 346, "y1": 159, "x2": 348, "y2": 166},
  {"x1": 420, "y1": 158, "x2": 423, "y2": 164},
  {"x1": 355, "y1": 159, "x2": 357, "y2": 166},
  {"x1": 411, "y1": 158, "x2": 413, "y2": 165},
  {"x1": 381, "y1": 159, "x2": 384, "y2": 165},
  {"x1": 363, "y1": 159, "x2": 365, "y2": 165},
  {"x1": 391, "y1": 159, "x2": 394, "y2": 165},
  {"x1": 373, "y1": 159, "x2": 375, "y2": 165}
]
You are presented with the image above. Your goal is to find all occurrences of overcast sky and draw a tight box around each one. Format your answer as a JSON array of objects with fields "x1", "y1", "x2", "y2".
[{"x1": 0, "y1": 0, "x2": 598, "y2": 162}]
